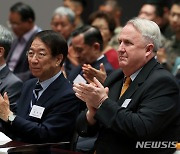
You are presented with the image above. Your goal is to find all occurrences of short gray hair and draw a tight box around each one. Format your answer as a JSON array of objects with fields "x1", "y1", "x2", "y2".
[
  {"x1": 52, "y1": 6, "x2": 75, "y2": 24},
  {"x1": 127, "y1": 17, "x2": 161, "y2": 52},
  {"x1": 0, "y1": 25, "x2": 13, "y2": 58}
]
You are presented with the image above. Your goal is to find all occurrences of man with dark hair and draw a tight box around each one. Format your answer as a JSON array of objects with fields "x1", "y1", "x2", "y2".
[
  {"x1": 0, "y1": 30, "x2": 80, "y2": 144},
  {"x1": 0, "y1": 25, "x2": 22, "y2": 111},
  {"x1": 138, "y1": 0, "x2": 172, "y2": 38},
  {"x1": 67, "y1": 25, "x2": 113, "y2": 84},
  {"x1": 6, "y1": 2, "x2": 41, "y2": 82}
]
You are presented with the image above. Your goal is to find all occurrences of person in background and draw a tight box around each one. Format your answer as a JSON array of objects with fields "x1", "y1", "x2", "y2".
[
  {"x1": 73, "y1": 18, "x2": 180, "y2": 154},
  {"x1": 157, "y1": 0, "x2": 180, "y2": 82},
  {"x1": 51, "y1": 6, "x2": 76, "y2": 45},
  {"x1": 6, "y1": 2, "x2": 41, "y2": 82},
  {"x1": 138, "y1": 0, "x2": 172, "y2": 38},
  {"x1": 51, "y1": 6, "x2": 78, "y2": 76},
  {"x1": 63, "y1": 0, "x2": 86, "y2": 28},
  {"x1": 99, "y1": 0, "x2": 123, "y2": 50},
  {"x1": 67, "y1": 25, "x2": 114, "y2": 84},
  {"x1": 0, "y1": 25, "x2": 22, "y2": 111},
  {"x1": 88, "y1": 11, "x2": 119, "y2": 69},
  {"x1": 0, "y1": 30, "x2": 80, "y2": 145}
]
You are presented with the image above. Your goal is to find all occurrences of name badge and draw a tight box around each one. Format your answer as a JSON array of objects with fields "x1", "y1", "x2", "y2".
[
  {"x1": 29, "y1": 105, "x2": 45, "y2": 119},
  {"x1": 121, "y1": 99, "x2": 132, "y2": 108},
  {"x1": 73, "y1": 74, "x2": 87, "y2": 84}
]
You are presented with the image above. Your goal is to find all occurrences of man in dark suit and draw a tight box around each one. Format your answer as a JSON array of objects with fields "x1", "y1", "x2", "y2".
[
  {"x1": 68, "y1": 25, "x2": 114, "y2": 84},
  {"x1": 0, "y1": 25, "x2": 22, "y2": 111},
  {"x1": 73, "y1": 18, "x2": 180, "y2": 154},
  {"x1": 6, "y1": 2, "x2": 41, "y2": 82},
  {"x1": 0, "y1": 30, "x2": 80, "y2": 144}
]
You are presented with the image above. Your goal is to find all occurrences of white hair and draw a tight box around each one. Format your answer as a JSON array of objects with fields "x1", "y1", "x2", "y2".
[
  {"x1": 53, "y1": 6, "x2": 75, "y2": 24},
  {"x1": 127, "y1": 17, "x2": 161, "y2": 52}
]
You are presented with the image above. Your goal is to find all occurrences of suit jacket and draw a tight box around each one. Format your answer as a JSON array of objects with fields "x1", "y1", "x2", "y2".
[
  {"x1": 6, "y1": 28, "x2": 40, "y2": 81},
  {"x1": 0, "y1": 65, "x2": 22, "y2": 111},
  {"x1": 76, "y1": 58, "x2": 180, "y2": 154},
  {"x1": 67, "y1": 56, "x2": 114, "y2": 83},
  {"x1": 1, "y1": 74, "x2": 81, "y2": 144}
]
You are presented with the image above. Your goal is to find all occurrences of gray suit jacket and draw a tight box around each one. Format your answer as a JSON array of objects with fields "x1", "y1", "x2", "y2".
[{"x1": 0, "y1": 65, "x2": 23, "y2": 111}]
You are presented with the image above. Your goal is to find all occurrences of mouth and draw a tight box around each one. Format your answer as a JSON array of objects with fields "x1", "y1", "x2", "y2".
[
  {"x1": 31, "y1": 67, "x2": 40, "y2": 71},
  {"x1": 119, "y1": 56, "x2": 127, "y2": 60}
]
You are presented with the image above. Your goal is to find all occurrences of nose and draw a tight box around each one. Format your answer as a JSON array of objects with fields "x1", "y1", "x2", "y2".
[
  {"x1": 117, "y1": 42, "x2": 125, "y2": 53},
  {"x1": 56, "y1": 24, "x2": 62, "y2": 32},
  {"x1": 29, "y1": 54, "x2": 39, "y2": 64}
]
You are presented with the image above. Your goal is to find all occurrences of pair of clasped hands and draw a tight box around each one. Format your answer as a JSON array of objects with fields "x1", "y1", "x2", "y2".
[{"x1": 73, "y1": 63, "x2": 108, "y2": 125}]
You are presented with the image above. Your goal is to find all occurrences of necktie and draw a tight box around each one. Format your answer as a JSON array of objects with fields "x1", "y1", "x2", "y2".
[
  {"x1": 120, "y1": 77, "x2": 131, "y2": 97},
  {"x1": 32, "y1": 82, "x2": 43, "y2": 105}
]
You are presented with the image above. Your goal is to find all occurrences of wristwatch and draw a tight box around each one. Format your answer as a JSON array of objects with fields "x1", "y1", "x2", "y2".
[{"x1": 7, "y1": 112, "x2": 16, "y2": 125}]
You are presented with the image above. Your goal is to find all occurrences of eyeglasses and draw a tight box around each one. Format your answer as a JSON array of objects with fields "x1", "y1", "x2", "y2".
[{"x1": 27, "y1": 50, "x2": 47, "y2": 59}]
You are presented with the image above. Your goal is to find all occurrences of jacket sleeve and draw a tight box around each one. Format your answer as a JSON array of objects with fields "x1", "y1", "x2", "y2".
[
  {"x1": 76, "y1": 109, "x2": 99, "y2": 137},
  {"x1": 2, "y1": 93, "x2": 80, "y2": 143},
  {"x1": 95, "y1": 74, "x2": 180, "y2": 140}
]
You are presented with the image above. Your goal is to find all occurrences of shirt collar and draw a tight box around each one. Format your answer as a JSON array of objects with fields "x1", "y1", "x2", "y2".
[
  {"x1": 38, "y1": 71, "x2": 62, "y2": 90},
  {"x1": 0, "y1": 64, "x2": 6, "y2": 71},
  {"x1": 22, "y1": 25, "x2": 38, "y2": 42},
  {"x1": 129, "y1": 68, "x2": 142, "y2": 81}
]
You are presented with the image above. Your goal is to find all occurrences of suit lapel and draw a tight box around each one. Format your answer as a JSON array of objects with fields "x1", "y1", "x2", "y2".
[
  {"x1": 0, "y1": 66, "x2": 10, "y2": 85},
  {"x1": 118, "y1": 58, "x2": 160, "y2": 104},
  {"x1": 36, "y1": 74, "x2": 64, "y2": 107},
  {"x1": 105, "y1": 70, "x2": 124, "y2": 101}
]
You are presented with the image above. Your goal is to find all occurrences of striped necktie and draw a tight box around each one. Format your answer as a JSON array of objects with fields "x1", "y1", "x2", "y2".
[{"x1": 32, "y1": 82, "x2": 43, "y2": 105}]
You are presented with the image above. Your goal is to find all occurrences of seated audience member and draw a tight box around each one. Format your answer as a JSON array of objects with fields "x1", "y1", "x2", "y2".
[
  {"x1": 0, "y1": 25, "x2": 22, "y2": 111},
  {"x1": 6, "y1": 2, "x2": 41, "y2": 82},
  {"x1": 68, "y1": 25, "x2": 113, "y2": 152},
  {"x1": 88, "y1": 11, "x2": 119, "y2": 69},
  {"x1": 73, "y1": 18, "x2": 180, "y2": 154},
  {"x1": 67, "y1": 25, "x2": 114, "y2": 84},
  {"x1": 157, "y1": 0, "x2": 180, "y2": 73},
  {"x1": 63, "y1": 0, "x2": 86, "y2": 28},
  {"x1": 0, "y1": 30, "x2": 80, "y2": 144},
  {"x1": 51, "y1": 6, "x2": 78, "y2": 77},
  {"x1": 138, "y1": 0, "x2": 171, "y2": 37},
  {"x1": 51, "y1": 6, "x2": 76, "y2": 44},
  {"x1": 99, "y1": 0, "x2": 123, "y2": 50}
]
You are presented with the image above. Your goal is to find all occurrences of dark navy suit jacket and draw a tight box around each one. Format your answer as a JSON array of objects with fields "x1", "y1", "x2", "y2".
[{"x1": 1, "y1": 74, "x2": 80, "y2": 144}]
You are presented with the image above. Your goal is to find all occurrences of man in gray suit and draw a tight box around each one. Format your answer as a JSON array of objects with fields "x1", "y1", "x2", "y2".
[{"x1": 0, "y1": 25, "x2": 22, "y2": 111}]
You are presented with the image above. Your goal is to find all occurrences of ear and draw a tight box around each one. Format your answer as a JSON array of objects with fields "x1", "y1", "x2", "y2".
[
  {"x1": 92, "y1": 42, "x2": 100, "y2": 51},
  {"x1": 56, "y1": 54, "x2": 63, "y2": 66},
  {"x1": 27, "y1": 18, "x2": 33, "y2": 24},
  {"x1": 0, "y1": 47, "x2": 5, "y2": 58},
  {"x1": 145, "y1": 44, "x2": 154, "y2": 57}
]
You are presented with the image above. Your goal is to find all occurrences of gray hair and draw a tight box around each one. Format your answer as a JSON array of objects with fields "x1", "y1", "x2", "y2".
[
  {"x1": 0, "y1": 25, "x2": 13, "y2": 58},
  {"x1": 127, "y1": 17, "x2": 161, "y2": 52},
  {"x1": 52, "y1": 6, "x2": 75, "y2": 24}
]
